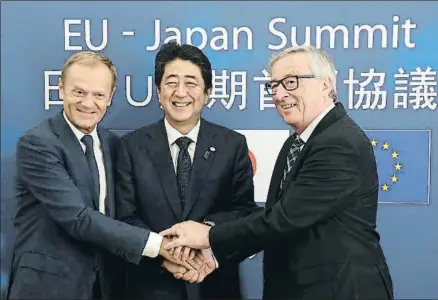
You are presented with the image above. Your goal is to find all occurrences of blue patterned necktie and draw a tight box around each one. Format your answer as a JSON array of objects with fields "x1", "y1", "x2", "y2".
[
  {"x1": 175, "y1": 136, "x2": 193, "y2": 206},
  {"x1": 280, "y1": 135, "x2": 304, "y2": 189},
  {"x1": 81, "y1": 135, "x2": 100, "y2": 201}
]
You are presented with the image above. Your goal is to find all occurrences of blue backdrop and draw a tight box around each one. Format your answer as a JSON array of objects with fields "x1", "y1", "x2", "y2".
[{"x1": 1, "y1": 1, "x2": 437, "y2": 299}]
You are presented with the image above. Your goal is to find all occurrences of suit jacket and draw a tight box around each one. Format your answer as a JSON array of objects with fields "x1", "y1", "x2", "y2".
[
  {"x1": 115, "y1": 118, "x2": 257, "y2": 300},
  {"x1": 8, "y1": 112, "x2": 149, "y2": 299},
  {"x1": 209, "y1": 103, "x2": 394, "y2": 300}
]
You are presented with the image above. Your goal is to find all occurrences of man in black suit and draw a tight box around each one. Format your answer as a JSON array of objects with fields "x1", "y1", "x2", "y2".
[
  {"x1": 8, "y1": 51, "x2": 194, "y2": 299},
  {"x1": 114, "y1": 42, "x2": 257, "y2": 300},
  {"x1": 161, "y1": 45, "x2": 394, "y2": 300}
]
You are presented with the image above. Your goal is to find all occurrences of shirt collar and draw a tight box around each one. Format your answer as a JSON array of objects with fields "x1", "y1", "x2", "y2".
[
  {"x1": 63, "y1": 111, "x2": 100, "y2": 147},
  {"x1": 164, "y1": 117, "x2": 200, "y2": 146},
  {"x1": 299, "y1": 103, "x2": 335, "y2": 143}
]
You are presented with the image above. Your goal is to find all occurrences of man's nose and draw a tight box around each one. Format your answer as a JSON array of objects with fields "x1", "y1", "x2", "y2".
[
  {"x1": 174, "y1": 84, "x2": 188, "y2": 98},
  {"x1": 81, "y1": 94, "x2": 95, "y2": 107},
  {"x1": 273, "y1": 84, "x2": 289, "y2": 103}
]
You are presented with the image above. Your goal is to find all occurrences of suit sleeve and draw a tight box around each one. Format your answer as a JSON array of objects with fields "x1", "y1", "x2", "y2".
[
  {"x1": 114, "y1": 137, "x2": 163, "y2": 258},
  {"x1": 209, "y1": 138, "x2": 361, "y2": 262},
  {"x1": 16, "y1": 133, "x2": 148, "y2": 265},
  {"x1": 204, "y1": 135, "x2": 259, "y2": 224}
]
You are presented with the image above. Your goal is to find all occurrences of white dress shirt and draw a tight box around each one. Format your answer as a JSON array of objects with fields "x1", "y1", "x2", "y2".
[
  {"x1": 298, "y1": 103, "x2": 335, "y2": 146},
  {"x1": 63, "y1": 112, "x2": 107, "y2": 214},
  {"x1": 142, "y1": 118, "x2": 201, "y2": 257},
  {"x1": 165, "y1": 117, "x2": 200, "y2": 171}
]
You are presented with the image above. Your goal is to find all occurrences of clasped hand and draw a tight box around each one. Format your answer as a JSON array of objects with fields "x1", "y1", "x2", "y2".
[{"x1": 159, "y1": 221, "x2": 215, "y2": 283}]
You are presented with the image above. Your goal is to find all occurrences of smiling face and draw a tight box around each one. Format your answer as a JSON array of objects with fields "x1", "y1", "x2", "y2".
[
  {"x1": 270, "y1": 52, "x2": 333, "y2": 134},
  {"x1": 59, "y1": 62, "x2": 115, "y2": 133},
  {"x1": 158, "y1": 58, "x2": 209, "y2": 129}
]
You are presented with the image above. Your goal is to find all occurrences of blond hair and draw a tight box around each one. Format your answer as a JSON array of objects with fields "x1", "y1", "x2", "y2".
[
  {"x1": 61, "y1": 51, "x2": 117, "y2": 90},
  {"x1": 268, "y1": 45, "x2": 337, "y2": 101}
]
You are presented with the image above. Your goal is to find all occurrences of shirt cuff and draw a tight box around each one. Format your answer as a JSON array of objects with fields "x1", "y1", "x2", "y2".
[
  {"x1": 211, "y1": 251, "x2": 219, "y2": 268},
  {"x1": 142, "y1": 232, "x2": 163, "y2": 258},
  {"x1": 203, "y1": 220, "x2": 215, "y2": 227},
  {"x1": 203, "y1": 221, "x2": 218, "y2": 267}
]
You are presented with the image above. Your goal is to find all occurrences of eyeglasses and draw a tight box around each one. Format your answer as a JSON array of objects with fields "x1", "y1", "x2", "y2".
[{"x1": 265, "y1": 75, "x2": 315, "y2": 95}]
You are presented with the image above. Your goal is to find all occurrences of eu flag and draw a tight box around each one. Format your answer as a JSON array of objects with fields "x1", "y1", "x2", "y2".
[{"x1": 364, "y1": 130, "x2": 431, "y2": 204}]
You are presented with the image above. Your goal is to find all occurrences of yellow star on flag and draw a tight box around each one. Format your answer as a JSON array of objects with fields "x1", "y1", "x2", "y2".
[
  {"x1": 394, "y1": 163, "x2": 402, "y2": 170},
  {"x1": 382, "y1": 142, "x2": 390, "y2": 150},
  {"x1": 381, "y1": 183, "x2": 390, "y2": 191},
  {"x1": 370, "y1": 139, "x2": 378, "y2": 147},
  {"x1": 391, "y1": 151, "x2": 399, "y2": 159},
  {"x1": 390, "y1": 175, "x2": 398, "y2": 183}
]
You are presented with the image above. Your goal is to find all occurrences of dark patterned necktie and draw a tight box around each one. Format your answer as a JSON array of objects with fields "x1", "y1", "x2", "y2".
[
  {"x1": 280, "y1": 135, "x2": 304, "y2": 189},
  {"x1": 81, "y1": 135, "x2": 100, "y2": 201},
  {"x1": 175, "y1": 137, "x2": 193, "y2": 206}
]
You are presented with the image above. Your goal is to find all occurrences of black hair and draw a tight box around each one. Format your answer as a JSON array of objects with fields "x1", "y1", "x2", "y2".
[{"x1": 155, "y1": 42, "x2": 213, "y2": 93}]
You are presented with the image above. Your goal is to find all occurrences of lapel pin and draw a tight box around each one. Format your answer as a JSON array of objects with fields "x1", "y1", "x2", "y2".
[{"x1": 204, "y1": 146, "x2": 216, "y2": 159}]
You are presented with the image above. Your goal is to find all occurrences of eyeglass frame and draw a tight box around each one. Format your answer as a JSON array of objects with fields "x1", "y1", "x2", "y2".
[{"x1": 265, "y1": 74, "x2": 315, "y2": 95}]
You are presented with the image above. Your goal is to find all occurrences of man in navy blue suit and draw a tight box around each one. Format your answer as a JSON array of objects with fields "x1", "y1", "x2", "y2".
[
  {"x1": 8, "y1": 51, "x2": 199, "y2": 299},
  {"x1": 115, "y1": 42, "x2": 258, "y2": 300}
]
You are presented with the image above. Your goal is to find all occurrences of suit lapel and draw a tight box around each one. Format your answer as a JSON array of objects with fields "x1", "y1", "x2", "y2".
[
  {"x1": 98, "y1": 129, "x2": 115, "y2": 217},
  {"x1": 182, "y1": 119, "x2": 217, "y2": 219},
  {"x1": 146, "y1": 120, "x2": 183, "y2": 219},
  {"x1": 308, "y1": 102, "x2": 346, "y2": 140},
  {"x1": 280, "y1": 102, "x2": 347, "y2": 192},
  {"x1": 51, "y1": 111, "x2": 98, "y2": 210}
]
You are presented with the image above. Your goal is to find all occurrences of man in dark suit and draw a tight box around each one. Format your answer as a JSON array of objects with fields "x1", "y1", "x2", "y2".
[
  {"x1": 161, "y1": 45, "x2": 394, "y2": 300},
  {"x1": 115, "y1": 42, "x2": 257, "y2": 300},
  {"x1": 8, "y1": 51, "x2": 194, "y2": 300}
]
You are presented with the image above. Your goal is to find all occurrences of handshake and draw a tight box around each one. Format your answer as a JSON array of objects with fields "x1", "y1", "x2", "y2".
[{"x1": 158, "y1": 221, "x2": 215, "y2": 283}]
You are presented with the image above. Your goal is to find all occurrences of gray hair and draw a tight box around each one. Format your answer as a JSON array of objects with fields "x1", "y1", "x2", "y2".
[{"x1": 268, "y1": 45, "x2": 337, "y2": 101}]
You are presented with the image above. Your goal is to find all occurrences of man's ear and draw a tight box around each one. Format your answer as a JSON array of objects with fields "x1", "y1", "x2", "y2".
[
  {"x1": 157, "y1": 87, "x2": 164, "y2": 109},
  {"x1": 323, "y1": 77, "x2": 334, "y2": 97},
  {"x1": 204, "y1": 88, "x2": 212, "y2": 105},
  {"x1": 107, "y1": 87, "x2": 116, "y2": 107},
  {"x1": 58, "y1": 77, "x2": 65, "y2": 100}
]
